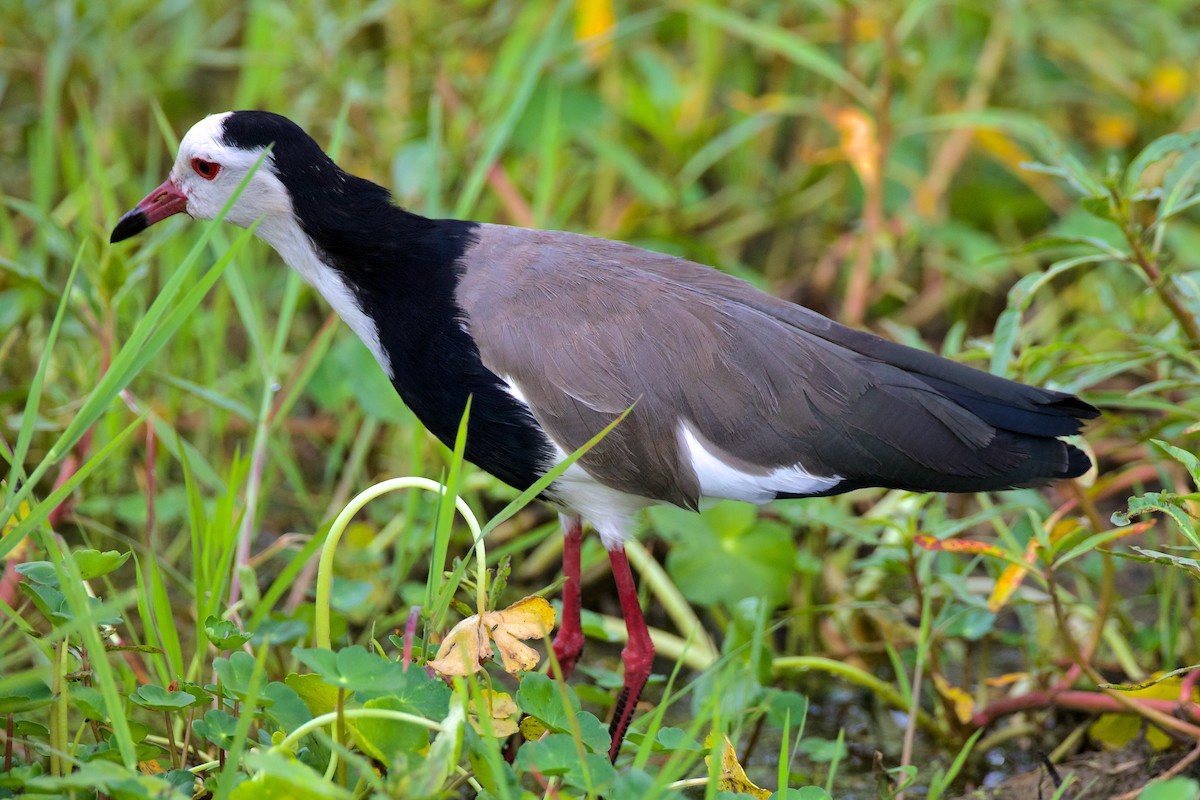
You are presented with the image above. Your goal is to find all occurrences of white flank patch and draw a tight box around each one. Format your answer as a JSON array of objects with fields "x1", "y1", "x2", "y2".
[
  {"x1": 679, "y1": 424, "x2": 841, "y2": 503},
  {"x1": 258, "y1": 214, "x2": 392, "y2": 378},
  {"x1": 501, "y1": 376, "x2": 650, "y2": 549},
  {"x1": 547, "y1": 450, "x2": 654, "y2": 550}
]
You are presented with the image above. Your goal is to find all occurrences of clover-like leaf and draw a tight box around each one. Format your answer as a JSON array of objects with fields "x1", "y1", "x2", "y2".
[
  {"x1": 205, "y1": 616, "x2": 251, "y2": 650},
  {"x1": 292, "y1": 645, "x2": 408, "y2": 693},
  {"x1": 129, "y1": 684, "x2": 196, "y2": 712},
  {"x1": 513, "y1": 734, "x2": 618, "y2": 794},
  {"x1": 653, "y1": 502, "x2": 797, "y2": 609},
  {"x1": 71, "y1": 549, "x2": 131, "y2": 580},
  {"x1": 515, "y1": 673, "x2": 609, "y2": 754},
  {"x1": 193, "y1": 709, "x2": 239, "y2": 750},
  {"x1": 428, "y1": 595, "x2": 555, "y2": 677},
  {"x1": 353, "y1": 695, "x2": 434, "y2": 761},
  {"x1": 213, "y1": 652, "x2": 272, "y2": 704}
]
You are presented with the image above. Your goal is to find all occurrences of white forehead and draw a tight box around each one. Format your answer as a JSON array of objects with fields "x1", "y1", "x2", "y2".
[
  {"x1": 177, "y1": 111, "x2": 275, "y2": 175},
  {"x1": 179, "y1": 111, "x2": 234, "y2": 157}
]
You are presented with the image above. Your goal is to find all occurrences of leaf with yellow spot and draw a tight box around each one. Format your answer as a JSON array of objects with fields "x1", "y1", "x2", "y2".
[
  {"x1": 987, "y1": 518, "x2": 1150, "y2": 612},
  {"x1": 704, "y1": 734, "x2": 771, "y2": 799},
  {"x1": 915, "y1": 534, "x2": 1003, "y2": 557},
  {"x1": 987, "y1": 518, "x2": 1078, "y2": 612},
  {"x1": 468, "y1": 689, "x2": 519, "y2": 737},
  {"x1": 1091, "y1": 673, "x2": 1200, "y2": 751},
  {"x1": 138, "y1": 759, "x2": 164, "y2": 775},
  {"x1": 428, "y1": 595, "x2": 555, "y2": 677},
  {"x1": 932, "y1": 672, "x2": 974, "y2": 725}
]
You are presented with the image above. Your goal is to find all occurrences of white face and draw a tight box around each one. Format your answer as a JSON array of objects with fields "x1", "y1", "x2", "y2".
[{"x1": 169, "y1": 112, "x2": 294, "y2": 228}]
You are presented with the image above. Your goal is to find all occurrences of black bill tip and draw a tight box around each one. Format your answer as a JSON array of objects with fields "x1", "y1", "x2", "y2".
[{"x1": 110, "y1": 210, "x2": 148, "y2": 244}]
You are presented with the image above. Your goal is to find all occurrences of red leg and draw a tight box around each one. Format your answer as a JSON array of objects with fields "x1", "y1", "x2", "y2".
[
  {"x1": 606, "y1": 545, "x2": 653, "y2": 762},
  {"x1": 551, "y1": 515, "x2": 585, "y2": 679}
]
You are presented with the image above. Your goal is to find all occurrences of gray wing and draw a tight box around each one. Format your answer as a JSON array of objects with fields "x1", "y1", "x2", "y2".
[{"x1": 455, "y1": 224, "x2": 1095, "y2": 509}]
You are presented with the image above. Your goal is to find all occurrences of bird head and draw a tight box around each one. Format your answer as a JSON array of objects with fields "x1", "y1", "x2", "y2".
[{"x1": 110, "y1": 111, "x2": 326, "y2": 243}]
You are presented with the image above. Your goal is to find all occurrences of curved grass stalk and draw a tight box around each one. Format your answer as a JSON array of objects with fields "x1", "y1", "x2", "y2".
[
  {"x1": 271, "y1": 707, "x2": 445, "y2": 759},
  {"x1": 773, "y1": 655, "x2": 945, "y2": 741},
  {"x1": 314, "y1": 477, "x2": 484, "y2": 649}
]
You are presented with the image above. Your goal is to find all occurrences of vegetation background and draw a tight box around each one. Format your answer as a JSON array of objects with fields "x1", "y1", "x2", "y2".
[{"x1": 2, "y1": 0, "x2": 1199, "y2": 798}]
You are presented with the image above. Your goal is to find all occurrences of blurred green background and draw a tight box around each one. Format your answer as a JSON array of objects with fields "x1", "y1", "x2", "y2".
[{"x1": 3, "y1": 0, "x2": 1200, "y2": 796}]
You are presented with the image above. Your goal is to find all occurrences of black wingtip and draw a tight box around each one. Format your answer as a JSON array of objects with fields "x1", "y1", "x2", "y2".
[
  {"x1": 110, "y1": 210, "x2": 147, "y2": 244},
  {"x1": 1062, "y1": 443, "x2": 1093, "y2": 479}
]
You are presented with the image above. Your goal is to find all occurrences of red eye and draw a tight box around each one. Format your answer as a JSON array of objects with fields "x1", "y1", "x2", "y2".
[{"x1": 191, "y1": 158, "x2": 221, "y2": 180}]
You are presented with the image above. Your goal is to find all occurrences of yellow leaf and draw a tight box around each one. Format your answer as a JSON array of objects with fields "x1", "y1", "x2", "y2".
[
  {"x1": 576, "y1": 0, "x2": 615, "y2": 64},
  {"x1": 1091, "y1": 673, "x2": 1200, "y2": 751},
  {"x1": 2, "y1": 499, "x2": 30, "y2": 537},
  {"x1": 987, "y1": 561, "x2": 1028, "y2": 612},
  {"x1": 1092, "y1": 114, "x2": 1137, "y2": 150},
  {"x1": 428, "y1": 595, "x2": 556, "y2": 677},
  {"x1": 468, "y1": 689, "x2": 520, "y2": 737},
  {"x1": 932, "y1": 672, "x2": 974, "y2": 725},
  {"x1": 427, "y1": 616, "x2": 491, "y2": 677},
  {"x1": 1143, "y1": 63, "x2": 1189, "y2": 109},
  {"x1": 704, "y1": 734, "x2": 771, "y2": 799},
  {"x1": 831, "y1": 107, "x2": 879, "y2": 190}
]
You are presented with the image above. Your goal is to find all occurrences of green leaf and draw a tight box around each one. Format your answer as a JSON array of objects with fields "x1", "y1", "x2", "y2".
[
  {"x1": 626, "y1": 726, "x2": 703, "y2": 753},
  {"x1": 205, "y1": 615, "x2": 252, "y2": 650},
  {"x1": 214, "y1": 651, "x2": 273, "y2": 704},
  {"x1": 515, "y1": 672, "x2": 610, "y2": 754},
  {"x1": 1125, "y1": 130, "x2": 1200, "y2": 196},
  {"x1": 357, "y1": 665, "x2": 452, "y2": 716},
  {"x1": 653, "y1": 501, "x2": 797, "y2": 608},
  {"x1": 71, "y1": 549, "x2": 131, "y2": 580},
  {"x1": 1128, "y1": 547, "x2": 1200, "y2": 583},
  {"x1": 284, "y1": 672, "x2": 341, "y2": 718},
  {"x1": 0, "y1": 675, "x2": 53, "y2": 714},
  {"x1": 353, "y1": 695, "x2": 432, "y2": 761},
  {"x1": 765, "y1": 689, "x2": 809, "y2": 729},
  {"x1": 234, "y1": 751, "x2": 353, "y2": 799},
  {"x1": 396, "y1": 702, "x2": 465, "y2": 797},
  {"x1": 129, "y1": 684, "x2": 196, "y2": 711},
  {"x1": 261, "y1": 682, "x2": 314, "y2": 735},
  {"x1": 773, "y1": 788, "x2": 835, "y2": 800},
  {"x1": 514, "y1": 734, "x2": 619, "y2": 793},
  {"x1": 1138, "y1": 778, "x2": 1200, "y2": 800},
  {"x1": 13, "y1": 561, "x2": 56, "y2": 585},
  {"x1": 193, "y1": 709, "x2": 240, "y2": 750},
  {"x1": 23, "y1": 759, "x2": 189, "y2": 797},
  {"x1": 291, "y1": 645, "x2": 409, "y2": 693},
  {"x1": 1151, "y1": 439, "x2": 1200, "y2": 485}
]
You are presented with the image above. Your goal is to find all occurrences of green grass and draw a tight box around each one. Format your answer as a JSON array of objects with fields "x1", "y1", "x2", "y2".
[{"x1": 3, "y1": 1, "x2": 1200, "y2": 798}]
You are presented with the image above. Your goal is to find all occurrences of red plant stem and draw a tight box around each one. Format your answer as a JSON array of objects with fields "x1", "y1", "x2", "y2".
[
  {"x1": 1181, "y1": 669, "x2": 1200, "y2": 706},
  {"x1": 402, "y1": 606, "x2": 421, "y2": 671},
  {"x1": 972, "y1": 689, "x2": 1200, "y2": 730}
]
